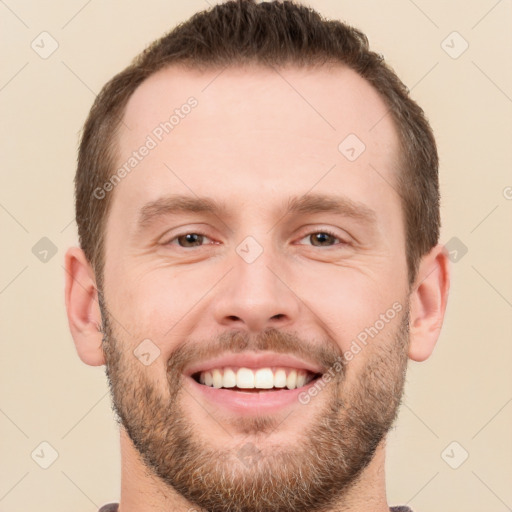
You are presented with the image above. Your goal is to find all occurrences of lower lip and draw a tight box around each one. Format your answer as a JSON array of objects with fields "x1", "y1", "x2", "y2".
[{"x1": 184, "y1": 375, "x2": 320, "y2": 415}]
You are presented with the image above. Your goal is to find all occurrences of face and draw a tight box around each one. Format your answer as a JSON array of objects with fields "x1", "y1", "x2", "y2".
[{"x1": 99, "y1": 64, "x2": 411, "y2": 511}]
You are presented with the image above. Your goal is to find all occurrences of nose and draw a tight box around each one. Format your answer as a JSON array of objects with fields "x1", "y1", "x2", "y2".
[{"x1": 213, "y1": 241, "x2": 301, "y2": 333}]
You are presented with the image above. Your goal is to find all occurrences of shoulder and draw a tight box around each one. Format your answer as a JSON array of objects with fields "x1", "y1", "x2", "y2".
[{"x1": 98, "y1": 504, "x2": 119, "y2": 512}]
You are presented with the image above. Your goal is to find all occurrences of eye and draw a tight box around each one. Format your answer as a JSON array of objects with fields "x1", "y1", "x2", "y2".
[
  {"x1": 166, "y1": 232, "x2": 215, "y2": 248},
  {"x1": 296, "y1": 230, "x2": 347, "y2": 247},
  {"x1": 164, "y1": 230, "x2": 347, "y2": 249}
]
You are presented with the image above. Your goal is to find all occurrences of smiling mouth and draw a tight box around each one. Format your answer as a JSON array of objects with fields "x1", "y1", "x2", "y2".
[{"x1": 191, "y1": 366, "x2": 323, "y2": 392}]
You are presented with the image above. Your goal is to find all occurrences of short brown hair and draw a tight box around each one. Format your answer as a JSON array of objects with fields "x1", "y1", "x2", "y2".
[{"x1": 75, "y1": 0, "x2": 439, "y2": 289}]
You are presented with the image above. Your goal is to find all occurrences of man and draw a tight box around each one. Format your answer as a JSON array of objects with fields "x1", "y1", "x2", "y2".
[{"x1": 64, "y1": 1, "x2": 450, "y2": 511}]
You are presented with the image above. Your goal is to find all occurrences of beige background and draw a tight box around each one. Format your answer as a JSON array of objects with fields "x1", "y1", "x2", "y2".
[{"x1": 1, "y1": 1, "x2": 511, "y2": 511}]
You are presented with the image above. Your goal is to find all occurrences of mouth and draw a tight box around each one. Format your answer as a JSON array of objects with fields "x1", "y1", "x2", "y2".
[
  {"x1": 191, "y1": 366, "x2": 323, "y2": 392},
  {"x1": 183, "y1": 353, "x2": 325, "y2": 415}
]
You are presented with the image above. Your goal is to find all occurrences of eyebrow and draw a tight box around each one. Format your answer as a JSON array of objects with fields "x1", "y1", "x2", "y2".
[
  {"x1": 285, "y1": 193, "x2": 376, "y2": 223},
  {"x1": 136, "y1": 192, "x2": 377, "y2": 230}
]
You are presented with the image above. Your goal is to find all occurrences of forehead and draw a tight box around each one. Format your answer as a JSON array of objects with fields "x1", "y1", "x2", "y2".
[
  {"x1": 112, "y1": 63, "x2": 401, "y2": 220},
  {"x1": 120, "y1": 63, "x2": 397, "y2": 147}
]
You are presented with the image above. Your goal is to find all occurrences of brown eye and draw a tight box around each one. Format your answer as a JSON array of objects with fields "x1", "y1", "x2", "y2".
[
  {"x1": 168, "y1": 233, "x2": 212, "y2": 248},
  {"x1": 309, "y1": 232, "x2": 338, "y2": 246},
  {"x1": 297, "y1": 230, "x2": 345, "y2": 247}
]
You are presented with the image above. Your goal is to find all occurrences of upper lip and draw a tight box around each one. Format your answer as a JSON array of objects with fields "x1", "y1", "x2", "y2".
[{"x1": 184, "y1": 352, "x2": 325, "y2": 377}]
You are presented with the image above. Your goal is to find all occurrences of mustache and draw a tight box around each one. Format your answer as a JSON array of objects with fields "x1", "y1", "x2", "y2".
[{"x1": 166, "y1": 327, "x2": 345, "y2": 376}]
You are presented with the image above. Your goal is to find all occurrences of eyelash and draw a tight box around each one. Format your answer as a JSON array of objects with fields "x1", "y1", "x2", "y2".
[{"x1": 165, "y1": 229, "x2": 348, "y2": 248}]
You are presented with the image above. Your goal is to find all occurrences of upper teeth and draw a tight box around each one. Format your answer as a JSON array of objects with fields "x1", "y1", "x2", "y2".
[{"x1": 197, "y1": 367, "x2": 314, "y2": 390}]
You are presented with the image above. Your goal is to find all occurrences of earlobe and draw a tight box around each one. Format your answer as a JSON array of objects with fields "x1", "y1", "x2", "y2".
[
  {"x1": 64, "y1": 247, "x2": 105, "y2": 366},
  {"x1": 408, "y1": 244, "x2": 451, "y2": 362}
]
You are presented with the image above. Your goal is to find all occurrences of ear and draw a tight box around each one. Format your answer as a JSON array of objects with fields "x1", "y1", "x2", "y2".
[
  {"x1": 408, "y1": 243, "x2": 451, "y2": 362},
  {"x1": 64, "y1": 247, "x2": 105, "y2": 366}
]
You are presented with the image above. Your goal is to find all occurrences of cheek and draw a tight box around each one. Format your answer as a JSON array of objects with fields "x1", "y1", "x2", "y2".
[
  {"x1": 291, "y1": 261, "x2": 406, "y2": 352},
  {"x1": 105, "y1": 263, "x2": 217, "y2": 352}
]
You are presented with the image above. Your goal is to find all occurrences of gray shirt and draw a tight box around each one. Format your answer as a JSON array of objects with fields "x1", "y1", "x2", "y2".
[{"x1": 98, "y1": 504, "x2": 413, "y2": 511}]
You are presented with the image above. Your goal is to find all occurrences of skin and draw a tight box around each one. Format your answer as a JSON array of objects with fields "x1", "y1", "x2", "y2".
[{"x1": 65, "y1": 64, "x2": 450, "y2": 512}]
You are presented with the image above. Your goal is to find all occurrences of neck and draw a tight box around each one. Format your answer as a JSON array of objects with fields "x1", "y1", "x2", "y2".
[{"x1": 117, "y1": 428, "x2": 391, "y2": 512}]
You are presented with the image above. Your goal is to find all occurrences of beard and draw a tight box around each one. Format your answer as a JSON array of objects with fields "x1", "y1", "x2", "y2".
[{"x1": 99, "y1": 296, "x2": 410, "y2": 512}]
